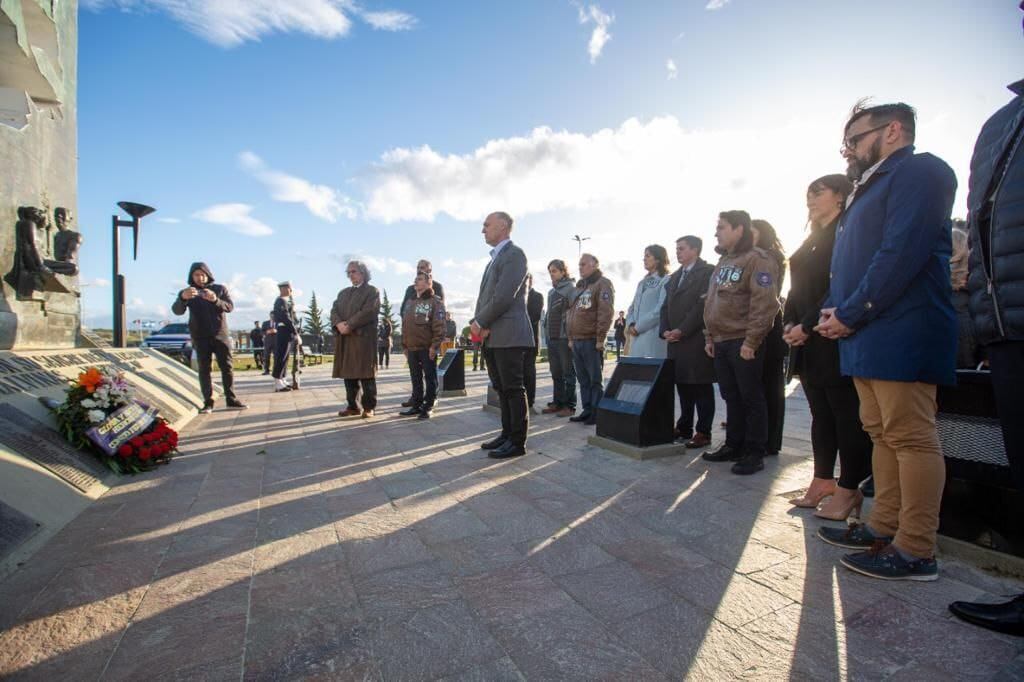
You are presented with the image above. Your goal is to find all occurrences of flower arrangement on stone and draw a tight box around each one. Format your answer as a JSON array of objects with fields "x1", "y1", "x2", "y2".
[{"x1": 52, "y1": 365, "x2": 178, "y2": 474}]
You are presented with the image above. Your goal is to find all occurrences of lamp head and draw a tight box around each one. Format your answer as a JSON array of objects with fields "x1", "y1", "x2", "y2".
[{"x1": 116, "y1": 202, "x2": 155, "y2": 260}]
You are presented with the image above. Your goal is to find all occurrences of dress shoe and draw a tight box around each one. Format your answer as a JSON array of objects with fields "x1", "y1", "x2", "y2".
[
  {"x1": 481, "y1": 435, "x2": 509, "y2": 450},
  {"x1": 702, "y1": 443, "x2": 742, "y2": 462},
  {"x1": 684, "y1": 433, "x2": 711, "y2": 449},
  {"x1": 731, "y1": 453, "x2": 764, "y2": 475},
  {"x1": 401, "y1": 399, "x2": 415, "y2": 408},
  {"x1": 556, "y1": 407, "x2": 575, "y2": 417},
  {"x1": 569, "y1": 411, "x2": 593, "y2": 423},
  {"x1": 226, "y1": 399, "x2": 249, "y2": 410},
  {"x1": 949, "y1": 593, "x2": 1024, "y2": 636},
  {"x1": 815, "y1": 489, "x2": 863, "y2": 521},
  {"x1": 399, "y1": 406, "x2": 422, "y2": 416},
  {"x1": 418, "y1": 409, "x2": 432, "y2": 420},
  {"x1": 541, "y1": 405, "x2": 562, "y2": 414},
  {"x1": 488, "y1": 441, "x2": 526, "y2": 458},
  {"x1": 274, "y1": 387, "x2": 292, "y2": 393},
  {"x1": 338, "y1": 407, "x2": 361, "y2": 417}
]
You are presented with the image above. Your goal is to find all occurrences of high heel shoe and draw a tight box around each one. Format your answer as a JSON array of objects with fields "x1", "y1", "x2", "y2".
[
  {"x1": 789, "y1": 479, "x2": 837, "y2": 508},
  {"x1": 814, "y1": 489, "x2": 864, "y2": 521}
]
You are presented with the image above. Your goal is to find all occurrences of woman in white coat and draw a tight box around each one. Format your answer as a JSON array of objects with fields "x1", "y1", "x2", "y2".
[{"x1": 625, "y1": 244, "x2": 670, "y2": 358}]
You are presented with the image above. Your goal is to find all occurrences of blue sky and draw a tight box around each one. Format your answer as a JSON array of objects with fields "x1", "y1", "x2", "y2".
[{"x1": 76, "y1": 0, "x2": 1024, "y2": 332}]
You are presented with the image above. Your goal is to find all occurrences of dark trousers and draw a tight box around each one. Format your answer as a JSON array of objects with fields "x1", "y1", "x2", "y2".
[
  {"x1": 988, "y1": 340, "x2": 1024, "y2": 492},
  {"x1": 803, "y1": 381, "x2": 873, "y2": 489},
  {"x1": 614, "y1": 338, "x2": 623, "y2": 359},
  {"x1": 344, "y1": 378, "x2": 377, "y2": 411},
  {"x1": 763, "y1": 316, "x2": 786, "y2": 453},
  {"x1": 407, "y1": 349, "x2": 437, "y2": 409},
  {"x1": 193, "y1": 336, "x2": 236, "y2": 404},
  {"x1": 272, "y1": 334, "x2": 293, "y2": 379},
  {"x1": 524, "y1": 350, "x2": 538, "y2": 407},
  {"x1": 378, "y1": 347, "x2": 390, "y2": 368},
  {"x1": 572, "y1": 338, "x2": 605, "y2": 415},
  {"x1": 714, "y1": 338, "x2": 768, "y2": 456},
  {"x1": 548, "y1": 337, "x2": 577, "y2": 409},
  {"x1": 485, "y1": 346, "x2": 530, "y2": 447},
  {"x1": 252, "y1": 347, "x2": 263, "y2": 369},
  {"x1": 262, "y1": 336, "x2": 276, "y2": 372},
  {"x1": 676, "y1": 383, "x2": 715, "y2": 438}
]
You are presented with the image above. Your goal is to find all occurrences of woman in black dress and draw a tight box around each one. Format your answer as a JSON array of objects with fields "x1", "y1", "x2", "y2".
[{"x1": 783, "y1": 174, "x2": 872, "y2": 520}]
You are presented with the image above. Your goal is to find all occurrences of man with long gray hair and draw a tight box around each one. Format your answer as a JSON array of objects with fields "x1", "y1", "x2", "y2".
[{"x1": 332, "y1": 260, "x2": 381, "y2": 418}]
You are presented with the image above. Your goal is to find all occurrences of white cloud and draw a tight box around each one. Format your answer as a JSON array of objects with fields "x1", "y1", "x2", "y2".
[
  {"x1": 604, "y1": 260, "x2": 633, "y2": 282},
  {"x1": 82, "y1": 0, "x2": 416, "y2": 47},
  {"x1": 193, "y1": 203, "x2": 273, "y2": 236},
  {"x1": 331, "y1": 252, "x2": 416, "y2": 276},
  {"x1": 576, "y1": 4, "x2": 613, "y2": 64},
  {"x1": 441, "y1": 257, "x2": 491, "y2": 275},
  {"x1": 359, "y1": 10, "x2": 417, "y2": 31},
  {"x1": 156, "y1": 217, "x2": 181, "y2": 224},
  {"x1": 80, "y1": 277, "x2": 111, "y2": 288},
  {"x1": 239, "y1": 151, "x2": 357, "y2": 222},
  {"x1": 705, "y1": 0, "x2": 731, "y2": 10},
  {"x1": 666, "y1": 58, "x2": 678, "y2": 80}
]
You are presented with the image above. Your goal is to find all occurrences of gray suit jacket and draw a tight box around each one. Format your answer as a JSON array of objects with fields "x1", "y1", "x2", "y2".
[{"x1": 473, "y1": 241, "x2": 534, "y2": 348}]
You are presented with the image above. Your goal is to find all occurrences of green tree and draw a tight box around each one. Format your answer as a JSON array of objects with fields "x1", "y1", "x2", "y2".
[
  {"x1": 381, "y1": 289, "x2": 399, "y2": 333},
  {"x1": 303, "y1": 291, "x2": 329, "y2": 338}
]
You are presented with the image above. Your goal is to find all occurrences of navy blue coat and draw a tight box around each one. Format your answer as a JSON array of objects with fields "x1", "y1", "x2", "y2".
[{"x1": 826, "y1": 146, "x2": 958, "y2": 385}]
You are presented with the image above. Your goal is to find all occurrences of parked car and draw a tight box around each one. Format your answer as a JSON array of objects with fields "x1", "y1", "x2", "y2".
[{"x1": 140, "y1": 323, "x2": 192, "y2": 363}]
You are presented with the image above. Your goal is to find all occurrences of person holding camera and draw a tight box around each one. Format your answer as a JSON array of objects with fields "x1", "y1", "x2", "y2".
[{"x1": 171, "y1": 262, "x2": 247, "y2": 414}]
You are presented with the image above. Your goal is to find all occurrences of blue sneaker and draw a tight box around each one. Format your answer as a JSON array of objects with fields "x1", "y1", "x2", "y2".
[
  {"x1": 817, "y1": 522, "x2": 893, "y2": 550},
  {"x1": 840, "y1": 544, "x2": 938, "y2": 582}
]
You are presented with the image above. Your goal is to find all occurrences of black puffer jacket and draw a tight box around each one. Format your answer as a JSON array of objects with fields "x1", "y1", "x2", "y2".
[
  {"x1": 967, "y1": 80, "x2": 1024, "y2": 344},
  {"x1": 171, "y1": 262, "x2": 234, "y2": 341}
]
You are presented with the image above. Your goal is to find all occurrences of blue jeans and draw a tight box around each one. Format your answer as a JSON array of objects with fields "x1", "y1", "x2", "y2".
[
  {"x1": 548, "y1": 337, "x2": 577, "y2": 409},
  {"x1": 572, "y1": 338, "x2": 604, "y2": 415},
  {"x1": 714, "y1": 338, "x2": 767, "y2": 456}
]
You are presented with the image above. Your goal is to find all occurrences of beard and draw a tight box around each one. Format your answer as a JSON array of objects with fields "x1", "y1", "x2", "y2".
[{"x1": 845, "y1": 137, "x2": 883, "y2": 182}]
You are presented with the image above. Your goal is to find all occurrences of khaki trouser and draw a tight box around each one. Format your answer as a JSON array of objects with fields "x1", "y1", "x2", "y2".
[{"x1": 854, "y1": 378, "x2": 945, "y2": 558}]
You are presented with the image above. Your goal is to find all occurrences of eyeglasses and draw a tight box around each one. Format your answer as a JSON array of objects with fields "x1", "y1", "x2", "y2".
[{"x1": 841, "y1": 123, "x2": 890, "y2": 153}]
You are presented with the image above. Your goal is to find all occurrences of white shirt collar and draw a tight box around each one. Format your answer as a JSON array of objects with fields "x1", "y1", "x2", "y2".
[
  {"x1": 490, "y1": 238, "x2": 511, "y2": 260},
  {"x1": 846, "y1": 158, "x2": 885, "y2": 208}
]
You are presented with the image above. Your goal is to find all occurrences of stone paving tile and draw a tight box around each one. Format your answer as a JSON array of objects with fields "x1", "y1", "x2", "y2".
[{"x1": 3, "y1": 366, "x2": 1024, "y2": 680}]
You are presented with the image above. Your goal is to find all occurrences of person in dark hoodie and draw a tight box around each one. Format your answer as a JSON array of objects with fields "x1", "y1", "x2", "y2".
[{"x1": 172, "y1": 262, "x2": 247, "y2": 414}]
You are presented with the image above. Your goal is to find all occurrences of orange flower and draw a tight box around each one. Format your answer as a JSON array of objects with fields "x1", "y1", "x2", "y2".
[{"x1": 77, "y1": 367, "x2": 103, "y2": 394}]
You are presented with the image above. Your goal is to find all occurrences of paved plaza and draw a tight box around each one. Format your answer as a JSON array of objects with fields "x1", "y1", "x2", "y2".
[{"x1": 1, "y1": 362, "x2": 1023, "y2": 680}]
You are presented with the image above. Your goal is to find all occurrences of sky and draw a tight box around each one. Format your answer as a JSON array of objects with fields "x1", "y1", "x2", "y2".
[{"x1": 75, "y1": 0, "x2": 1024, "y2": 333}]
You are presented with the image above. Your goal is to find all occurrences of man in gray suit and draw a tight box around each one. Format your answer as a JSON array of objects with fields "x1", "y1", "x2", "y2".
[{"x1": 470, "y1": 211, "x2": 535, "y2": 458}]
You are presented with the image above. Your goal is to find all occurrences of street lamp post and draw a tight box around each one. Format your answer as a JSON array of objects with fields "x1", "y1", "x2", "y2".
[
  {"x1": 112, "y1": 201, "x2": 156, "y2": 347},
  {"x1": 572, "y1": 234, "x2": 591, "y2": 257}
]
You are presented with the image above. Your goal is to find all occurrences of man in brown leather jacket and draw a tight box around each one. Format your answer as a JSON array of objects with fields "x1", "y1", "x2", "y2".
[
  {"x1": 702, "y1": 210, "x2": 781, "y2": 475},
  {"x1": 567, "y1": 253, "x2": 615, "y2": 425}
]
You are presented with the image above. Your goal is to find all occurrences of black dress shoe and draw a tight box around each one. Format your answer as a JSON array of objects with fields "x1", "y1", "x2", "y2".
[
  {"x1": 702, "y1": 444, "x2": 742, "y2": 462},
  {"x1": 949, "y1": 593, "x2": 1024, "y2": 636},
  {"x1": 418, "y1": 409, "x2": 432, "y2": 420},
  {"x1": 399, "y1": 406, "x2": 422, "y2": 416},
  {"x1": 569, "y1": 411, "x2": 593, "y2": 423},
  {"x1": 488, "y1": 441, "x2": 526, "y2": 458},
  {"x1": 481, "y1": 436, "x2": 509, "y2": 450}
]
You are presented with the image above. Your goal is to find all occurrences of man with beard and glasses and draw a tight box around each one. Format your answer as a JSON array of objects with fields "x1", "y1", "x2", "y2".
[{"x1": 815, "y1": 101, "x2": 957, "y2": 583}]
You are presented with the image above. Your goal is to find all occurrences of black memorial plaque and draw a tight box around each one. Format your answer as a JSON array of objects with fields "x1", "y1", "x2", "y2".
[
  {"x1": 0, "y1": 404, "x2": 106, "y2": 491},
  {"x1": 438, "y1": 349, "x2": 465, "y2": 393},
  {"x1": 156, "y1": 367, "x2": 205, "y2": 406},
  {"x1": 0, "y1": 500, "x2": 40, "y2": 561},
  {"x1": 596, "y1": 357, "x2": 675, "y2": 447},
  {"x1": 130, "y1": 385, "x2": 185, "y2": 423}
]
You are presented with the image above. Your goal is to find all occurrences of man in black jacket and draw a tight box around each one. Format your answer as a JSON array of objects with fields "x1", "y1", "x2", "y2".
[
  {"x1": 660, "y1": 236, "x2": 716, "y2": 448},
  {"x1": 171, "y1": 262, "x2": 247, "y2": 413},
  {"x1": 249, "y1": 321, "x2": 264, "y2": 371},
  {"x1": 524, "y1": 274, "x2": 544, "y2": 412},
  {"x1": 949, "y1": 54, "x2": 1024, "y2": 635}
]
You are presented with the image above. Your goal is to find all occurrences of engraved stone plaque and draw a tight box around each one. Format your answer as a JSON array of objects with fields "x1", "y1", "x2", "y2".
[
  {"x1": 130, "y1": 385, "x2": 185, "y2": 423},
  {"x1": 0, "y1": 404, "x2": 106, "y2": 491}
]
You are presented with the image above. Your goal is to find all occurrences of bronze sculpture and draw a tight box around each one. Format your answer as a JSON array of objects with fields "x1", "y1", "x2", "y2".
[{"x1": 45, "y1": 207, "x2": 81, "y2": 276}]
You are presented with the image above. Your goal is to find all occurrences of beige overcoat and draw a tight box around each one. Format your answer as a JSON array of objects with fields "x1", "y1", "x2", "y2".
[{"x1": 331, "y1": 284, "x2": 381, "y2": 379}]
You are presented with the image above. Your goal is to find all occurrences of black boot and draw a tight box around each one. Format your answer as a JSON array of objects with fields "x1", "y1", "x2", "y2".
[{"x1": 949, "y1": 594, "x2": 1024, "y2": 636}]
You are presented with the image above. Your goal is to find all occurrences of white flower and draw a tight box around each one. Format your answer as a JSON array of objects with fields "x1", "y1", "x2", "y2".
[
  {"x1": 87, "y1": 409, "x2": 106, "y2": 423},
  {"x1": 80, "y1": 398, "x2": 97, "y2": 408}
]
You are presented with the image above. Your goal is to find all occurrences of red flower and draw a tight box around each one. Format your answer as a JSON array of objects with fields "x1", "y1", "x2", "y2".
[
  {"x1": 118, "y1": 445, "x2": 133, "y2": 458},
  {"x1": 130, "y1": 437, "x2": 144, "y2": 448},
  {"x1": 139, "y1": 447, "x2": 152, "y2": 461}
]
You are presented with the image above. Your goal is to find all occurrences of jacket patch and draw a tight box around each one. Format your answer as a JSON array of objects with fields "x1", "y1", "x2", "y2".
[
  {"x1": 756, "y1": 272, "x2": 772, "y2": 288},
  {"x1": 600, "y1": 291, "x2": 611, "y2": 301},
  {"x1": 577, "y1": 290, "x2": 593, "y2": 309},
  {"x1": 715, "y1": 265, "x2": 744, "y2": 286}
]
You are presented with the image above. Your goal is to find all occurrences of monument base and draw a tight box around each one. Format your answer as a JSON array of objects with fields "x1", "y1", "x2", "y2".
[
  {"x1": 439, "y1": 389, "x2": 467, "y2": 398},
  {"x1": 0, "y1": 347, "x2": 211, "y2": 579},
  {"x1": 587, "y1": 434, "x2": 685, "y2": 461}
]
